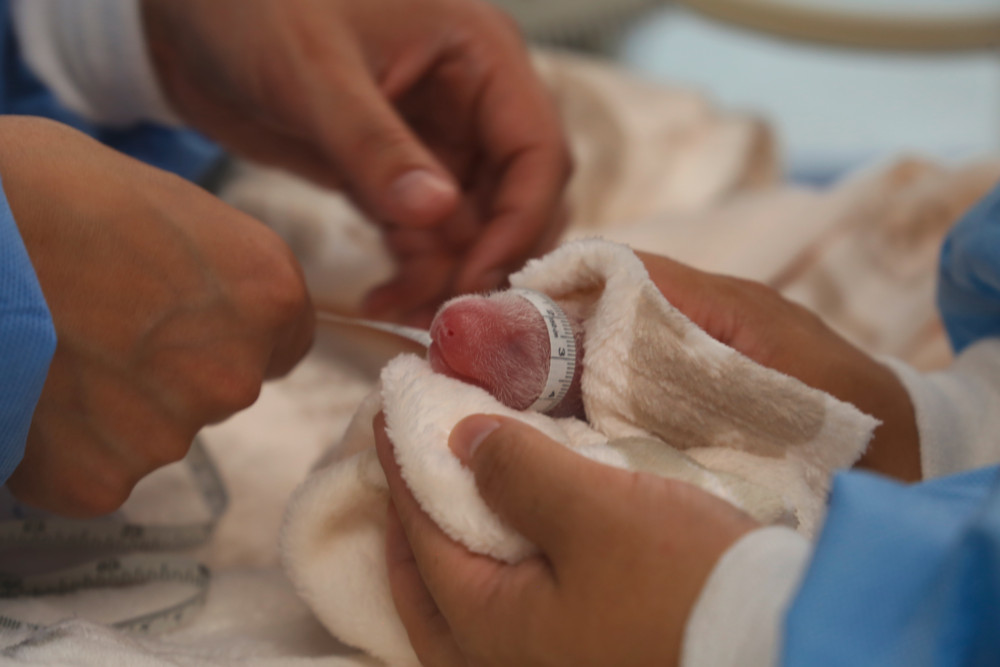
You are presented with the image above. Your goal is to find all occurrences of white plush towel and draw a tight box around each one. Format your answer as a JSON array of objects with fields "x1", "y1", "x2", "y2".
[{"x1": 281, "y1": 240, "x2": 878, "y2": 666}]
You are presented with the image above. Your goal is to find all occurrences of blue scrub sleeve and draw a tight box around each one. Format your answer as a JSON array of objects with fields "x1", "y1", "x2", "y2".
[
  {"x1": 783, "y1": 467, "x2": 1000, "y2": 666},
  {"x1": 0, "y1": 0, "x2": 222, "y2": 183},
  {"x1": 938, "y1": 180, "x2": 1000, "y2": 353},
  {"x1": 784, "y1": 181, "x2": 1000, "y2": 664},
  {"x1": 0, "y1": 176, "x2": 56, "y2": 483}
]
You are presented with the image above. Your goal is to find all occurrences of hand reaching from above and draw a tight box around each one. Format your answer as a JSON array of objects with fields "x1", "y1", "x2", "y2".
[
  {"x1": 376, "y1": 413, "x2": 758, "y2": 667},
  {"x1": 142, "y1": 0, "x2": 571, "y2": 325},
  {"x1": 636, "y1": 252, "x2": 921, "y2": 482},
  {"x1": 0, "y1": 116, "x2": 314, "y2": 517}
]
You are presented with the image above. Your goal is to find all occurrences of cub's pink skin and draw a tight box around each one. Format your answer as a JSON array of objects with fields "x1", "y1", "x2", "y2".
[{"x1": 428, "y1": 292, "x2": 585, "y2": 418}]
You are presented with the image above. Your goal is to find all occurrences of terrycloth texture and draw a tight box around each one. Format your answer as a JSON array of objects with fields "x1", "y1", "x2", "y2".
[{"x1": 281, "y1": 240, "x2": 878, "y2": 666}]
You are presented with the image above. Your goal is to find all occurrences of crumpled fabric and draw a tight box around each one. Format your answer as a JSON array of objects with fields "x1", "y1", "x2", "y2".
[{"x1": 281, "y1": 240, "x2": 877, "y2": 666}]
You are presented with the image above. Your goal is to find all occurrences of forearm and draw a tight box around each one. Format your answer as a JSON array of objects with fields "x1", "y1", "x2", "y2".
[{"x1": 10, "y1": 0, "x2": 177, "y2": 126}]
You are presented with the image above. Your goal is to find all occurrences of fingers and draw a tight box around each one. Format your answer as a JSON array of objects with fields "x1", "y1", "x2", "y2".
[
  {"x1": 362, "y1": 252, "x2": 456, "y2": 326},
  {"x1": 146, "y1": 76, "x2": 348, "y2": 191},
  {"x1": 634, "y1": 251, "x2": 760, "y2": 349},
  {"x1": 385, "y1": 503, "x2": 467, "y2": 667},
  {"x1": 265, "y1": 303, "x2": 316, "y2": 378},
  {"x1": 374, "y1": 413, "x2": 507, "y2": 595},
  {"x1": 447, "y1": 414, "x2": 620, "y2": 567},
  {"x1": 363, "y1": 199, "x2": 485, "y2": 323},
  {"x1": 634, "y1": 251, "x2": 717, "y2": 315},
  {"x1": 263, "y1": 271, "x2": 316, "y2": 379},
  {"x1": 375, "y1": 412, "x2": 556, "y2": 662},
  {"x1": 448, "y1": 30, "x2": 570, "y2": 295},
  {"x1": 454, "y1": 140, "x2": 570, "y2": 296},
  {"x1": 308, "y1": 51, "x2": 460, "y2": 229}
]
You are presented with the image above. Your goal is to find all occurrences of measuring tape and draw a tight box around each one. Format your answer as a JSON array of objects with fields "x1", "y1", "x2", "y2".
[
  {"x1": 317, "y1": 290, "x2": 579, "y2": 415},
  {"x1": 509, "y1": 289, "x2": 579, "y2": 414},
  {"x1": 315, "y1": 310, "x2": 432, "y2": 347},
  {"x1": 0, "y1": 438, "x2": 227, "y2": 635}
]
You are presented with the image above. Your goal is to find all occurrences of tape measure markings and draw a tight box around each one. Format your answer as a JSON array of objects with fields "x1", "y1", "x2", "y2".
[
  {"x1": 510, "y1": 289, "x2": 578, "y2": 413},
  {"x1": 0, "y1": 439, "x2": 226, "y2": 636}
]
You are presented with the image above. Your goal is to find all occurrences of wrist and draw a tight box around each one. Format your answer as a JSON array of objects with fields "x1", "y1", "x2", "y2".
[{"x1": 852, "y1": 359, "x2": 921, "y2": 482}]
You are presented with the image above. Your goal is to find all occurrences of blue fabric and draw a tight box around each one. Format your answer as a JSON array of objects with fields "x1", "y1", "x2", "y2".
[
  {"x1": 784, "y1": 183, "x2": 1000, "y2": 665},
  {"x1": 784, "y1": 468, "x2": 1000, "y2": 665},
  {"x1": 0, "y1": 177, "x2": 56, "y2": 482},
  {"x1": 938, "y1": 180, "x2": 1000, "y2": 353},
  {"x1": 0, "y1": 1, "x2": 222, "y2": 183}
]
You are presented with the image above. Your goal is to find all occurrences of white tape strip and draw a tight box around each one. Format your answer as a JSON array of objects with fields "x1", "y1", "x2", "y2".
[
  {"x1": 315, "y1": 311, "x2": 432, "y2": 348},
  {"x1": 0, "y1": 438, "x2": 226, "y2": 635},
  {"x1": 509, "y1": 289, "x2": 578, "y2": 414}
]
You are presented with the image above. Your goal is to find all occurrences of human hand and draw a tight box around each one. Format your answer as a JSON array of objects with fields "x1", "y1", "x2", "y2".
[
  {"x1": 636, "y1": 252, "x2": 921, "y2": 481},
  {"x1": 142, "y1": 0, "x2": 571, "y2": 325},
  {"x1": 375, "y1": 412, "x2": 758, "y2": 667},
  {"x1": 0, "y1": 116, "x2": 314, "y2": 517}
]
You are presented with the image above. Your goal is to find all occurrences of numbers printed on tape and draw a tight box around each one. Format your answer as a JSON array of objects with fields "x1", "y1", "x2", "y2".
[
  {"x1": 0, "y1": 439, "x2": 226, "y2": 635},
  {"x1": 509, "y1": 289, "x2": 578, "y2": 413}
]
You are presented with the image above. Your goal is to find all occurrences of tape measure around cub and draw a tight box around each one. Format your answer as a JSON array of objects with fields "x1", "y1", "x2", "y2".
[
  {"x1": 0, "y1": 438, "x2": 226, "y2": 636},
  {"x1": 509, "y1": 289, "x2": 578, "y2": 414}
]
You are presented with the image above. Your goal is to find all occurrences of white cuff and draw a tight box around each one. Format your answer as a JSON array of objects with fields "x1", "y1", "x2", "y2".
[
  {"x1": 11, "y1": 0, "x2": 180, "y2": 127},
  {"x1": 682, "y1": 526, "x2": 811, "y2": 667},
  {"x1": 882, "y1": 339, "x2": 1000, "y2": 479}
]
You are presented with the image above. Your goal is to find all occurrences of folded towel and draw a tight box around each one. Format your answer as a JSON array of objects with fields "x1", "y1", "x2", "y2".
[{"x1": 281, "y1": 240, "x2": 877, "y2": 666}]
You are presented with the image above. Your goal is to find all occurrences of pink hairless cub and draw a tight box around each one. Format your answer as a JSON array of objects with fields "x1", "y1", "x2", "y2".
[{"x1": 427, "y1": 290, "x2": 586, "y2": 419}]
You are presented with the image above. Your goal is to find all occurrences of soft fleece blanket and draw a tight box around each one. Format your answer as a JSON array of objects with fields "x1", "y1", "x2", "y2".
[{"x1": 281, "y1": 240, "x2": 877, "y2": 666}]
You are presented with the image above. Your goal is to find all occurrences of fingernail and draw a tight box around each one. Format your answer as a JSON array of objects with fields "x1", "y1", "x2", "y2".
[
  {"x1": 390, "y1": 170, "x2": 456, "y2": 223},
  {"x1": 449, "y1": 415, "x2": 502, "y2": 463}
]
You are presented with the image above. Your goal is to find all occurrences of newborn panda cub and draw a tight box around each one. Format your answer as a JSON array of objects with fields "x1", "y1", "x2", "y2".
[{"x1": 427, "y1": 290, "x2": 586, "y2": 419}]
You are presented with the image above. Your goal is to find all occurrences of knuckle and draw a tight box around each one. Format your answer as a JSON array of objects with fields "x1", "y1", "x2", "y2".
[
  {"x1": 251, "y1": 237, "x2": 310, "y2": 327},
  {"x1": 481, "y1": 4, "x2": 524, "y2": 41},
  {"x1": 203, "y1": 365, "x2": 263, "y2": 414},
  {"x1": 143, "y1": 434, "x2": 192, "y2": 469},
  {"x1": 63, "y1": 470, "x2": 135, "y2": 518},
  {"x1": 167, "y1": 352, "x2": 264, "y2": 424}
]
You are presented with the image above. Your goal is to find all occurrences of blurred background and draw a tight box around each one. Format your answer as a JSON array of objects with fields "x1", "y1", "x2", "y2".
[{"x1": 492, "y1": 0, "x2": 1000, "y2": 185}]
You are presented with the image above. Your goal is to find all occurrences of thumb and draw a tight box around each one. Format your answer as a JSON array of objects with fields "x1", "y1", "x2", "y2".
[
  {"x1": 315, "y1": 60, "x2": 458, "y2": 228},
  {"x1": 449, "y1": 415, "x2": 619, "y2": 565}
]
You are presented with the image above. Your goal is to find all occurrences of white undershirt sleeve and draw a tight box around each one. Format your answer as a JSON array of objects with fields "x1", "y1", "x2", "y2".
[
  {"x1": 882, "y1": 338, "x2": 1000, "y2": 479},
  {"x1": 10, "y1": 0, "x2": 180, "y2": 127},
  {"x1": 682, "y1": 526, "x2": 811, "y2": 667},
  {"x1": 682, "y1": 338, "x2": 1000, "y2": 667}
]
